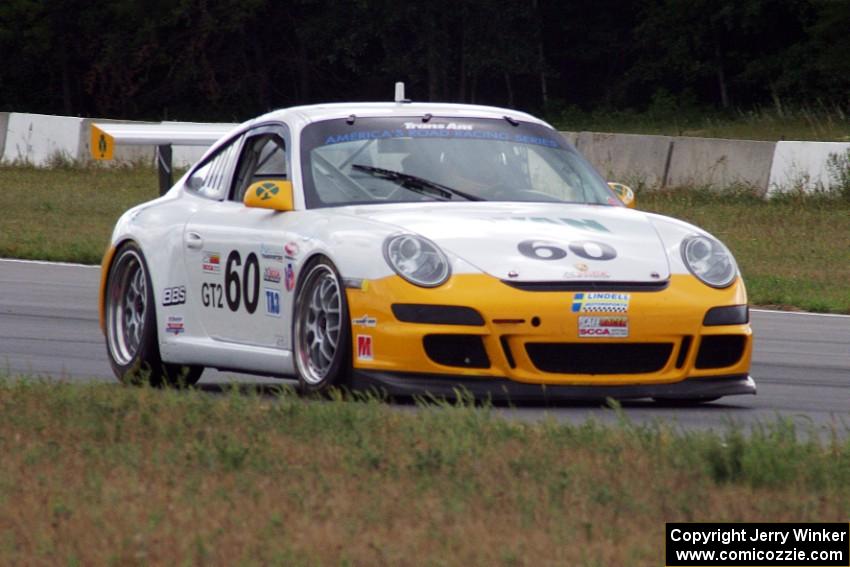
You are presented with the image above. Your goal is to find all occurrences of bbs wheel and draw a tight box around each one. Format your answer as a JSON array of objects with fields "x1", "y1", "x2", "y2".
[
  {"x1": 293, "y1": 257, "x2": 351, "y2": 394},
  {"x1": 105, "y1": 242, "x2": 203, "y2": 387}
]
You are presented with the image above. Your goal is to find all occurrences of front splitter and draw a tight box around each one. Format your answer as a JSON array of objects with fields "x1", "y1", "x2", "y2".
[{"x1": 351, "y1": 370, "x2": 757, "y2": 402}]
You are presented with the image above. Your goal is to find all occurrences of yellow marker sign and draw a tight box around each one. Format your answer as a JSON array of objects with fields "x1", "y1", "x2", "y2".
[{"x1": 90, "y1": 124, "x2": 114, "y2": 160}]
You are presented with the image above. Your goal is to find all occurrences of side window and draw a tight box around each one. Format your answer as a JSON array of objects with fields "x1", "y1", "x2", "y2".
[
  {"x1": 186, "y1": 136, "x2": 243, "y2": 200},
  {"x1": 231, "y1": 133, "x2": 289, "y2": 202}
]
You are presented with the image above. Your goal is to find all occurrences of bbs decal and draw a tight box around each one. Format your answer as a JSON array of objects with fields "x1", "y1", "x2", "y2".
[
  {"x1": 201, "y1": 251, "x2": 261, "y2": 314},
  {"x1": 162, "y1": 286, "x2": 186, "y2": 306},
  {"x1": 517, "y1": 239, "x2": 617, "y2": 261}
]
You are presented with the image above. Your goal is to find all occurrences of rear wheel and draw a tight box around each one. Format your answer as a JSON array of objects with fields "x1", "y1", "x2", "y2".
[
  {"x1": 105, "y1": 242, "x2": 203, "y2": 387},
  {"x1": 292, "y1": 257, "x2": 351, "y2": 394}
]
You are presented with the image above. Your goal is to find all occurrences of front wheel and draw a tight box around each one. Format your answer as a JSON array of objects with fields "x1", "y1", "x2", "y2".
[
  {"x1": 104, "y1": 242, "x2": 203, "y2": 387},
  {"x1": 292, "y1": 257, "x2": 351, "y2": 394}
]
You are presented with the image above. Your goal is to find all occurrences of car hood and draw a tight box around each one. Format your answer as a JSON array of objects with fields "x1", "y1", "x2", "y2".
[{"x1": 339, "y1": 202, "x2": 671, "y2": 283}]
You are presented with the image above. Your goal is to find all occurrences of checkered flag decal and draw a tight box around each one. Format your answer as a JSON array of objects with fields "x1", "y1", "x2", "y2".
[{"x1": 580, "y1": 303, "x2": 628, "y2": 313}]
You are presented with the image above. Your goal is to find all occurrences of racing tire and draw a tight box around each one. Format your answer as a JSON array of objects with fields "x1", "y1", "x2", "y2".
[
  {"x1": 292, "y1": 256, "x2": 352, "y2": 394},
  {"x1": 104, "y1": 242, "x2": 203, "y2": 387}
]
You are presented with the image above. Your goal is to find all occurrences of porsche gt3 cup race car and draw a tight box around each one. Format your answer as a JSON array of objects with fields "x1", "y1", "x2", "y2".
[{"x1": 99, "y1": 100, "x2": 755, "y2": 402}]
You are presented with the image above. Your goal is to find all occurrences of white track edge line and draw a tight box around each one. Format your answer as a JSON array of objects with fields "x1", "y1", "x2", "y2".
[
  {"x1": 0, "y1": 258, "x2": 99, "y2": 269},
  {"x1": 750, "y1": 308, "x2": 850, "y2": 319}
]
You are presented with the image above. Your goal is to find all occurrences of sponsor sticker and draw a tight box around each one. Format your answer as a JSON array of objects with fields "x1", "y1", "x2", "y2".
[
  {"x1": 263, "y1": 267, "x2": 281, "y2": 284},
  {"x1": 261, "y1": 244, "x2": 283, "y2": 263},
  {"x1": 202, "y1": 251, "x2": 221, "y2": 274},
  {"x1": 264, "y1": 288, "x2": 281, "y2": 317},
  {"x1": 571, "y1": 292, "x2": 630, "y2": 313},
  {"x1": 284, "y1": 263, "x2": 295, "y2": 292},
  {"x1": 162, "y1": 285, "x2": 186, "y2": 306},
  {"x1": 563, "y1": 263, "x2": 611, "y2": 279},
  {"x1": 352, "y1": 315, "x2": 377, "y2": 327},
  {"x1": 356, "y1": 335, "x2": 373, "y2": 361},
  {"x1": 165, "y1": 316, "x2": 185, "y2": 335},
  {"x1": 284, "y1": 241, "x2": 299, "y2": 260},
  {"x1": 578, "y1": 316, "x2": 628, "y2": 338},
  {"x1": 403, "y1": 121, "x2": 473, "y2": 131}
]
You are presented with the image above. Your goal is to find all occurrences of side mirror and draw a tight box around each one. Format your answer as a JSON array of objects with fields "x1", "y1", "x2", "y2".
[
  {"x1": 608, "y1": 182, "x2": 635, "y2": 209},
  {"x1": 243, "y1": 179, "x2": 294, "y2": 212},
  {"x1": 187, "y1": 174, "x2": 204, "y2": 190}
]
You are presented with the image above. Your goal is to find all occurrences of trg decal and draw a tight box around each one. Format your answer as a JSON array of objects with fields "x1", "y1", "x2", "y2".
[{"x1": 265, "y1": 288, "x2": 281, "y2": 317}]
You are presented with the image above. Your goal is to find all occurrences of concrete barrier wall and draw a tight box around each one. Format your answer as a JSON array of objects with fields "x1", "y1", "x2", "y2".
[
  {"x1": 2, "y1": 113, "x2": 84, "y2": 165},
  {"x1": 0, "y1": 113, "x2": 217, "y2": 169},
  {"x1": 768, "y1": 141, "x2": 850, "y2": 196},
  {"x1": 573, "y1": 132, "x2": 673, "y2": 188},
  {"x1": 0, "y1": 113, "x2": 9, "y2": 160},
  {"x1": 0, "y1": 114, "x2": 846, "y2": 196},
  {"x1": 172, "y1": 146, "x2": 210, "y2": 169},
  {"x1": 665, "y1": 137, "x2": 776, "y2": 195},
  {"x1": 558, "y1": 131, "x2": 578, "y2": 147}
]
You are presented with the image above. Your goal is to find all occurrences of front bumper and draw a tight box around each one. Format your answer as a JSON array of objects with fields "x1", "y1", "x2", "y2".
[
  {"x1": 352, "y1": 370, "x2": 756, "y2": 401},
  {"x1": 345, "y1": 273, "x2": 753, "y2": 393}
]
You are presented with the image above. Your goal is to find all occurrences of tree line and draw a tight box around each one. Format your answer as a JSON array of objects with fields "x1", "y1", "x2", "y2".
[{"x1": 0, "y1": 0, "x2": 847, "y2": 122}]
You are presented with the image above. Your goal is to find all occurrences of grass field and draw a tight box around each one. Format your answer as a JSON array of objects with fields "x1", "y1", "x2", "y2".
[
  {"x1": 1, "y1": 165, "x2": 849, "y2": 312},
  {"x1": 0, "y1": 379, "x2": 847, "y2": 566},
  {"x1": 639, "y1": 188, "x2": 850, "y2": 313}
]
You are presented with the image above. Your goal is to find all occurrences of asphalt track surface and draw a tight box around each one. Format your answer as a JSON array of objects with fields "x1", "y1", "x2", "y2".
[{"x1": 1, "y1": 258, "x2": 848, "y2": 433}]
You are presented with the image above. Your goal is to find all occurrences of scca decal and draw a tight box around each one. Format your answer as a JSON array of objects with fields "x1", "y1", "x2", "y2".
[{"x1": 518, "y1": 239, "x2": 617, "y2": 261}]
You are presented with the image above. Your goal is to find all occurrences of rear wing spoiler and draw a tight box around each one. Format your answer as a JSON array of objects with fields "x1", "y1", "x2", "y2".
[{"x1": 90, "y1": 121, "x2": 237, "y2": 194}]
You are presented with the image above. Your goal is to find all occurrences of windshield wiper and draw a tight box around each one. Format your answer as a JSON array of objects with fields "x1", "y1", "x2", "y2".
[{"x1": 351, "y1": 164, "x2": 483, "y2": 201}]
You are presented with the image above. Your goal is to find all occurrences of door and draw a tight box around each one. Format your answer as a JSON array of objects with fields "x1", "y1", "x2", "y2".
[{"x1": 184, "y1": 125, "x2": 299, "y2": 351}]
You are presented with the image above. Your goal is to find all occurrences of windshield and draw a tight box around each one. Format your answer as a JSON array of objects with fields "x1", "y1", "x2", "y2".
[{"x1": 299, "y1": 117, "x2": 619, "y2": 208}]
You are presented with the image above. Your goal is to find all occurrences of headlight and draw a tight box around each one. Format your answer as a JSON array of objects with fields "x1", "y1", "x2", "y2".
[
  {"x1": 681, "y1": 235, "x2": 737, "y2": 288},
  {"x1": 383, "y1": 234, "x2": 450, "y2": 287}
]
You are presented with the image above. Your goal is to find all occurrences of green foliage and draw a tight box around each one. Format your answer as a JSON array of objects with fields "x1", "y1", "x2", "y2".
[
  {"x1": 0, "y1": 0, "x2": 848, "y2": 119},
  {"x1": 826, "y1": 148, "x2": 850, "y2": 200}
]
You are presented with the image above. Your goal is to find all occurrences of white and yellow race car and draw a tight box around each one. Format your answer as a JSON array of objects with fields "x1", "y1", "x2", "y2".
[{"x1": 99, "y1": 101, "x2": 754, "y2": 402}]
